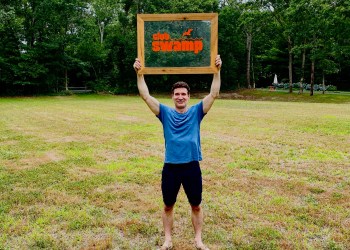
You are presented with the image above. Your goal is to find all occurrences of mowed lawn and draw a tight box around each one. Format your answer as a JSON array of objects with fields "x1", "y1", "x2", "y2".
[{"x1": 0, "y1": 94, "x2": 349, "y2": 250}]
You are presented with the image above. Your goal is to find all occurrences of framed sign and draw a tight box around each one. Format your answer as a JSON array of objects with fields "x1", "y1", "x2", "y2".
[{"x1": 137, "y1": 13, "x2": 218, "y2": 74}]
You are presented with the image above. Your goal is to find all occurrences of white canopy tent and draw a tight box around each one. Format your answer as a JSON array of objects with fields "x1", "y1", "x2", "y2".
[{"x1": 273, "y1": 74, "x2": 278, "y2": 84}]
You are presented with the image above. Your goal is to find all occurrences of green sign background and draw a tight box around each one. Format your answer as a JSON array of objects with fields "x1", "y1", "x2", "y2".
[{"x1": 144, "y1": 20, "x2": 211, "y2": 67}]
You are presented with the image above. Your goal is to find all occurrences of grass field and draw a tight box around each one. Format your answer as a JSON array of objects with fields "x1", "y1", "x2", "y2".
[{"x1": 0, "y1": 92, "x2": 349, "y2": 249}]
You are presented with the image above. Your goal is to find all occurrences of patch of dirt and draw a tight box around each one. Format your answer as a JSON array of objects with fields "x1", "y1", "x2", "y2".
[
  {"x1": 6, "y1": 151, "x2": 65, "y2": 170},
  {"x1": 117, "y1": 114, "x2": 142, "y2": 122}
]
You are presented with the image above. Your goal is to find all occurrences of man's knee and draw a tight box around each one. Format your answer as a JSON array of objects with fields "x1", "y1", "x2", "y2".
[
  {"x1": 191, "y1": 204, "x2": 201, "y2": 213},
  {"x1": 164, "y1": 204, "x2": 174, "y2": 212}
]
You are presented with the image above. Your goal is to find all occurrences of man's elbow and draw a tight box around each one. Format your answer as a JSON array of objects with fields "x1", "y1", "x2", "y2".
[
  {"x1": 138, "y1": 91, "x2": 149, "y2": 101},
  {"x1": 211, "y1": 91, "x2": 220, "y2": 99},
  {"x1": 141, "y1": 94, "x2": 153, "y2": 104},
  {"x1": 140, "y1": 94, "x2": 147, "y2": 101}
]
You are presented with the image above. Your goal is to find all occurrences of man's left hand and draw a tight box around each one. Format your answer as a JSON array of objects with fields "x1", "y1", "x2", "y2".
[{"x1": 215, "y1": 55, "x2": 222, "y2": 69}]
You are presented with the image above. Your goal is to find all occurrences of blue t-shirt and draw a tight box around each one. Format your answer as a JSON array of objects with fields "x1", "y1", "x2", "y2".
[{"x1": 157, "y1": 101, "x2": 206, "y2": 164}]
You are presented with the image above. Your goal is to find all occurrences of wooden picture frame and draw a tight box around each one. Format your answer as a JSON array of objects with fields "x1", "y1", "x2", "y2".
[{"x1": 137, "y1": 13, "x2": 218, "y2": 74}]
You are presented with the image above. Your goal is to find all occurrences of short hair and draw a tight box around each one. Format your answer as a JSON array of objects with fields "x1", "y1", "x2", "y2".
[{"x1": 171, "y1": 81, "x2": 190, "y2": 95}]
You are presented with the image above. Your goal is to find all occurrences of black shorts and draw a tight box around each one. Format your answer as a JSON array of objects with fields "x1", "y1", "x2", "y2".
[{"x1": 161, "y1": 161, "x2": 202, "y2": 207}]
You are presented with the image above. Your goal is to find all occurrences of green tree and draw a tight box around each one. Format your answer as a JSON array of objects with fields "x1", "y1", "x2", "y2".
[
  {"x1": 1, "y1": 0, "x2": 349, "y2": 95},
  {"x1": 262, "y1": 0, "x2": 297, "y2": 93},
  {"x1": 218, "y1": 2, "x2": 245, "y2": 89},
  {"x1": 0, "y1": 5, "x2": 22, "y2": 94},
  {"x1": 292, "y1": 0, "x2": 341, "y2": 95},
  {"x1": 237, "y1": 0, "x2": 270, "y2": 89}
]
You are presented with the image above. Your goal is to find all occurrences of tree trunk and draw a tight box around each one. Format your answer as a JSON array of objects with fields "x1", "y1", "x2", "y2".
[
  {"x1": 246, "y1": 32, "x2": 252, "y2": 89},
  {"x1": 310, "y1": 60, "x2": 315, "y2": 96},
  {"x1": 99, "y1": 22, "x2": 104, "y2": 44},
  {"x1": 65, "y1": 69, "x2": 68, "y2": 91},
  {"x1": 252, "y1": 58, "x2": 256, "y2": 89},
  {"x1": 288, "y1": 36, "x2": 293, "y2": 93},
  {"x1": 322, "y1": 72, "x2": 325, "y2": 94},
  {"x1": 299, "y1": 46, "x2": 306, "y2": 94}
]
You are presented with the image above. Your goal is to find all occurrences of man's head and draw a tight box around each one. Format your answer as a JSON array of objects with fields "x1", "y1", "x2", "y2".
[
  {"x1": 171, "y1": 81, "x2": 190, "y2": 113},
  {"x1": 171, "y1": 81, "x2": 190, "y2": 95}
]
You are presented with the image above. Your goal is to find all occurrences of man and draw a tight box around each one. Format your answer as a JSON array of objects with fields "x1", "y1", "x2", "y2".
[{"x1": 133, "y1": 55, "x2": 222, "y2": 250}]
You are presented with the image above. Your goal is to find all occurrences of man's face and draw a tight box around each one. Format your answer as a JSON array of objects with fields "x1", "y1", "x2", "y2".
[{"x1": 172, "y1": 87, "x2": 190, "y2": 111}]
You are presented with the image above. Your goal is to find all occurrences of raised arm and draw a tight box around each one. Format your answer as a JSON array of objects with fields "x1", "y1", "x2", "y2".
[
  {"x1": 203, "y1": 55, "x2": 222, "y2": 113},
  {"x1": 133, "y1": 58, "x2": 160, "y2": 115}
]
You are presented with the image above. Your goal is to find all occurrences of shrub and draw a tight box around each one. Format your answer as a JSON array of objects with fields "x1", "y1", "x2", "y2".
[{"x1": 327, "y1": 85, "x2": 337, "y2": 91}]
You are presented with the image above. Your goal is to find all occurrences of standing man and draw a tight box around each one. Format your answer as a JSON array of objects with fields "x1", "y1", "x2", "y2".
[{"x1": 133, "y1": 55, "x2": 222, "y2": 250}]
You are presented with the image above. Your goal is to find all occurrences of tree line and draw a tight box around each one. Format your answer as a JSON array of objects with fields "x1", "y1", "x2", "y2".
[{"x1": 0, "y1": 0, "x2": 349, "y2": 96}]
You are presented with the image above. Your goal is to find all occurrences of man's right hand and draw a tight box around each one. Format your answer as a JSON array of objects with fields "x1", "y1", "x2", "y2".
[{"x1": 133, "y1": 58, "x2": 141, "y2": 73}]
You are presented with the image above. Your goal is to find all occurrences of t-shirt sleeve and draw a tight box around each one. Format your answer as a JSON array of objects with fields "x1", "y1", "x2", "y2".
[
  {"x1": 197, "y1": 101, "x2": 206, "y2": 121},
  {"x1": 156, "y1": 103, "x2": 165, "y2": 122}
]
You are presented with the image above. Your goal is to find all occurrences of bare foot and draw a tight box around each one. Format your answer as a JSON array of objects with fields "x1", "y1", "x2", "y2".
[
  {"x1": 195, "y1": 242, "x2": 209, "y2": 250},
  {"x1": 159, "y1": 241, "x2": 173, "y2": 250}
]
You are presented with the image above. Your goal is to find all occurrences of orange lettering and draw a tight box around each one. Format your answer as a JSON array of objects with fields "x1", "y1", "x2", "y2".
[
  {"x1": 160, "y1": 41, "x2": 173, "y2": 51},
  {"x1": 152, "y1": 32, "x2": 203, "y2": 54},
  {"x1": 153, "y1": 33, "x2": 159, "y2": 40},
  {"x1": 194, "y1": 41, "x2": 203, "y2": 54},
  {"x1": 181, "y1": 41, "x2": 194, "y2": 51},
  {"x1": 173, "y1": 41, "x2": 181, "y2": 51},
  {"x1": 152, "y1": 41, "x2": 160, "y2": 52},
  {"x1": 153, "y1": 32, "x2": 170, "y2": 41}
]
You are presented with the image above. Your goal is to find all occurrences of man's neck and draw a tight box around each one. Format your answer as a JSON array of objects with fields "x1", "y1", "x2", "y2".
[{"x1": 175, "y1": 107, "x2": 188, "y2": 114}]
